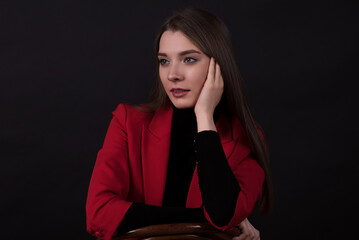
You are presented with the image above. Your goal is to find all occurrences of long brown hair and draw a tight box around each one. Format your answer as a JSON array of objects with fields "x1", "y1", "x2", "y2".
[{"x1": 140, "y1": 8, "x2": 273, "y2": 216}]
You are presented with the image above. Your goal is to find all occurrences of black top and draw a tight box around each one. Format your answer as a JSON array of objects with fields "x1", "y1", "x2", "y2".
[
  {"x1": 162, "y1": 105, "x2": 199, "y2": 207},
  {"x1": 117, "y1": 104, "x2": 240, "y2": 233}
]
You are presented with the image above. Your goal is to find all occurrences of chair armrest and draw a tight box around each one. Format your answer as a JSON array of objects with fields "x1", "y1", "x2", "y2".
[{"x1": 112, "y1": 222, "x2": 241, "y2": 240}]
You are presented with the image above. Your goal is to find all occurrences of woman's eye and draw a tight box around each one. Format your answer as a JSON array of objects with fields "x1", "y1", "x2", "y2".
[
  {"x1": 159, "y1": 59, "x2": 169, "y2": 65},
  {"x1": 184, "y1": 57, "x2": 197, "y2": 63}
]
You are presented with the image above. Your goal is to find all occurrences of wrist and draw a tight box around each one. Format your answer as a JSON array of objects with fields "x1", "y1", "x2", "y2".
[{"x1": 196, "y1": 114, "x2": 216, "y2": 132}]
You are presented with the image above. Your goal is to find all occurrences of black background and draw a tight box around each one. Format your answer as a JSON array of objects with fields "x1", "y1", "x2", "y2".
[{"x1": 1, "y1": 0, "x2": 358, "y2": 239}]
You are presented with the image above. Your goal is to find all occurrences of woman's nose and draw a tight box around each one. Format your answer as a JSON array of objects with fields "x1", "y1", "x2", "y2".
[{"x1": 167, "y1": 63, "x2": 184, "y2": 81}]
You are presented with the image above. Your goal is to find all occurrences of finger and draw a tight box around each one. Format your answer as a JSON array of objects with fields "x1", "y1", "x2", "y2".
[
  {"x1": 212, "y1": 58, "x2": 216, "y2": 80},
  {"x1": 215, "y1": 62, "x2": 221, "y2": 83},
  {"x1": 252, "y1": 226, "x2": 260, "y2": 240},
  {"x1": 245, "y1": 219, "x2": 255, "y2": 236},
  {"x1": 244, "y1": 218, "x2": 258, "y2": 240},
  {"x1": 215, "y1": 63, "x2": 224, "y2": 88},
  {"x1": 249, "y1": 226, "x2": 259, "y2": 240},
  {"x1": 236, "y1": 223, "x2": 250, "y2": 240},
  {"x1": 235, "y1": 223, "x2": 245, "y2": 240},
  {"x1": 238, "y1": 219, "x2": 253, "y2": 240},
  {"x1": 243, "y1": 221, "x2": 254, "y2": 240},
  {"x1": 207, "y1": 57, "x2": 215, "y2": 81},
  {"x1": 236, "y1": 233, "x2": 248, "y2": 240},
  {"x1": 255, "y1": 229, "x2": 260, "y2": 240}
]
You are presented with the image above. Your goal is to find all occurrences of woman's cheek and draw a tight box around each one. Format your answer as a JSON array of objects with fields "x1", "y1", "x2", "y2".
[
  {"x1": 159, "y1": 72, "x2": 168, "y2": 91},
  {"x1": 196, "y1": 67, "x2": 208, "y2": 88}
]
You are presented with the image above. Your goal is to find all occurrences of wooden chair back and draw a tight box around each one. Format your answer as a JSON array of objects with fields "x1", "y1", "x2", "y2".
[{"x1": 107, "y1": 222, "x2": 241, "y2": 240}]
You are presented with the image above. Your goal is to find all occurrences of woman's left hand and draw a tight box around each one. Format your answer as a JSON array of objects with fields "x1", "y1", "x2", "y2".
[
  {"x1": 232, "y1": 218, "x2": 260, "y2": 240},
  {"x1": 194, "y1": 57, "x2": 224, "y2": 118}
]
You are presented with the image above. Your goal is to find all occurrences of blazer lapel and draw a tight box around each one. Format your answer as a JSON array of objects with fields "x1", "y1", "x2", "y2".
[{"x1": 141, "y1": 104, "x2": 173, "y2": 206}]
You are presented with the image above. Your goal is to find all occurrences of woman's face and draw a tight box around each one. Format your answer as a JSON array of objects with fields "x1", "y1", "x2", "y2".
[{"x1": 158, "y1": 30, "x2": 210, "y2": 109}]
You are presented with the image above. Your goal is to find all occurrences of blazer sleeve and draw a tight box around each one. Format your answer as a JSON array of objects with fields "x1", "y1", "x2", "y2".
[
  {"x1": 202, "y1": 127, "x2": 265, "y2": 231},
  {"x1": 86, "y1": 104, "x2": 133, "y2": 240}
]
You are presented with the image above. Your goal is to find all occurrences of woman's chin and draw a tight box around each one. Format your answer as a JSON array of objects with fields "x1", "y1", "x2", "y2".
[{"x1": 170, "y1": 99, "x2": 195, "y2": 109}]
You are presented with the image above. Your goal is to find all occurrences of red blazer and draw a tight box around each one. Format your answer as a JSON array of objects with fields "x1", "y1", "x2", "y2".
[{"x1": 86, "y1": 103, "x2": 265, "y2": 240}]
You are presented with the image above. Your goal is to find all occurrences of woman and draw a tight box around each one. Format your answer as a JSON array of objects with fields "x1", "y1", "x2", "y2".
[{"x1": 86, "y1": 8, "x2": 273, "y2": 240}]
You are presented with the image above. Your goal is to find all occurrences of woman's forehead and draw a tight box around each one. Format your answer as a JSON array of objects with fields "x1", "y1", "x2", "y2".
[{"x1": 158, "y1": 30, "x2": 201, "y2": 55}]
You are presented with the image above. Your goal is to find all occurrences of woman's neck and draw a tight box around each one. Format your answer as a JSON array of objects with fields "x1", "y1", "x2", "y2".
[{"x1": 171, "y1": 103, "x2": 221, "y2": 127}]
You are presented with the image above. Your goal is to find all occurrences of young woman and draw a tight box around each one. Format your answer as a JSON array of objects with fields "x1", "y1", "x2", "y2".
[{"x1": 86, "y1": 8, "x2": 273, "y2": 240}]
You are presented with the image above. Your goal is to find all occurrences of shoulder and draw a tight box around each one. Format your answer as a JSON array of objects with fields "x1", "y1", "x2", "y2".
[
  {"x1": 217, "y1": 113, "x2": 247, "y2": 142},
  {"x1": 112, "y1": 103, "x2": 155, "y2": 126},
  {"x1": 229, "y1": 117, "x2": 267, "y2": 156}
]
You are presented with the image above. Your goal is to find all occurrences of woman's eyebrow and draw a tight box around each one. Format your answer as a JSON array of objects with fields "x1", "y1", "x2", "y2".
[{"x1": 158, "y1": 49, "x2": 201, "y2": 57}]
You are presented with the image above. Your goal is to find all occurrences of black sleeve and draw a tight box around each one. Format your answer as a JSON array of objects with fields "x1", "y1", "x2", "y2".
[
  {"x1": 195, "y1": 130, "x2": 240, "y2": 227},
  {"x1": 117, "y1": 202, "x2": 206, "y2": 233}
]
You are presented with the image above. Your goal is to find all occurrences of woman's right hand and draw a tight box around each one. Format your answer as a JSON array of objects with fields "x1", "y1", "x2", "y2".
[
  {"x1": 194, "y1": 57, "x2": 224, "y2": 119},
  {"x1": 232, "y1": 218, "x2": 260, "y2": 240}
]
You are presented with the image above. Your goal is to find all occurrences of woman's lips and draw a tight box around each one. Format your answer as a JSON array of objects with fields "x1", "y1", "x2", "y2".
[{"x1": 170, "y1": 88, "x2": 190, "y2": 97}]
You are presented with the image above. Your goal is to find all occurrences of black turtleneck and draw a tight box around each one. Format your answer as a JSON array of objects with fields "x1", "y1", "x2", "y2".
[
  {"x1": 117, "y1": 105, "x2": 240, "y2": 233},
  {"x1": 162, "y1": 106, "x2": 198, "y2": 207}
]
